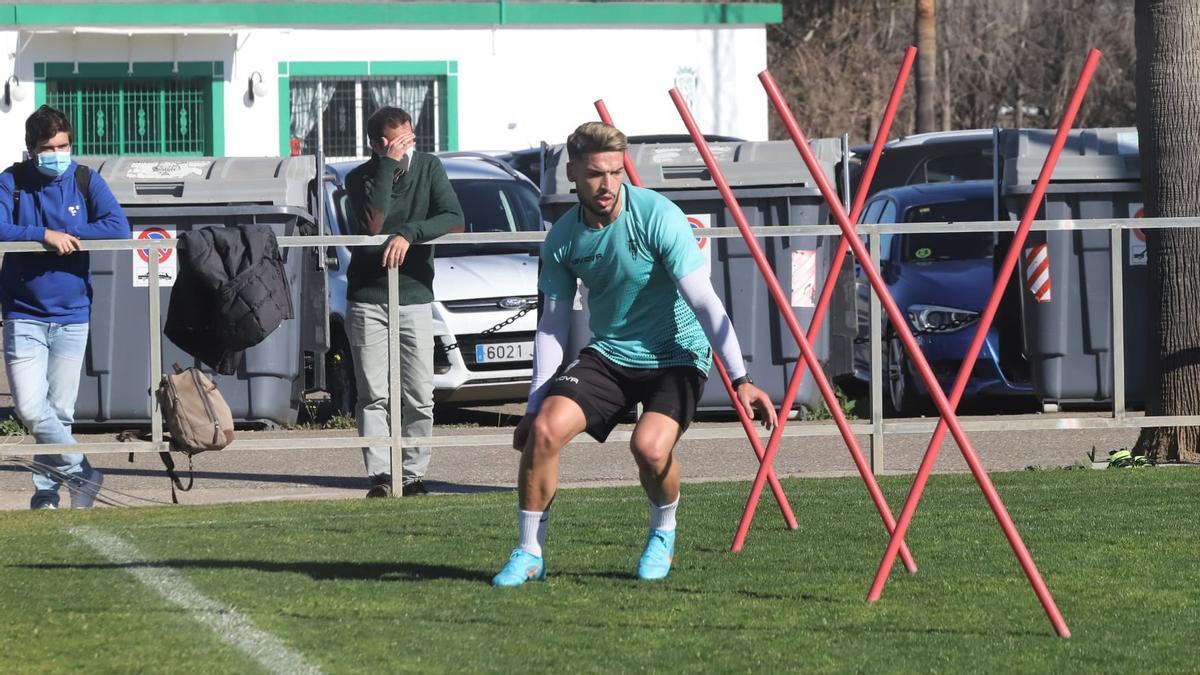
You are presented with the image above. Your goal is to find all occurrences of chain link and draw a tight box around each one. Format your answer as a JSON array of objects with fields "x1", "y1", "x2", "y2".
[{"x1": 439, "y1": 302, "x2": 538, "y2": 354}]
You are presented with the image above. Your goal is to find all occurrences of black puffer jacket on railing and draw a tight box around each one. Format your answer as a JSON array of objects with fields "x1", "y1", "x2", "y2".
[{"x1": 165, "y1": 224, "x2": 293, "y2": 375}]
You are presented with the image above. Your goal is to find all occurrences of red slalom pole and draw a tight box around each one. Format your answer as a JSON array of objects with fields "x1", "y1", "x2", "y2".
[
  {"x1": 734, "y1": 49, "x2": 918, "y2": 567},
  {"x1": 807, "y1": 47, "x2": 917, "y2": 346},
  {"x1": 593, "y1": 100, "x2": 645, "y2": 186},
  {"x1": 712, "y1": 357, "x2": 800, "y2": 525},
  {"x1": 764, "y1": 52, "x2": 1098, "y2": 640},
  {"x1": 667, "y1": 89, "x2": 915, "y2": 571},
  {"x1": 865, "y1": 49, "x2": 1101, "y2": 624},
  {"x1": 593, "y1": 99, "x2": 798, "y2": 531}
]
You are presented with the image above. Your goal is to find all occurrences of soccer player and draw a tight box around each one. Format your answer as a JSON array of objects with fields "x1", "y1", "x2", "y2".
[{"x1": 493, "y1": 122, "x2": 776, "y2": 587}]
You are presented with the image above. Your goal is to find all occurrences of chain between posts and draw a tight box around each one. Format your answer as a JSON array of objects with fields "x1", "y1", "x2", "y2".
[{"x1": 437, "y1": 303, "x2": 537, "y2": 354}]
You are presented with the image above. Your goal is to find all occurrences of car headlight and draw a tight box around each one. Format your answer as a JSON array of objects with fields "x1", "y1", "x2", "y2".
[{"x1": 906, "y1": 304, "x2": 980, "y2": 334}]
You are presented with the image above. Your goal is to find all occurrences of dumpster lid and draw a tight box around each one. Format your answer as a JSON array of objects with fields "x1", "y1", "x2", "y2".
[
  {"x1": 540, "y1": 139, "x2": 842, "y2": 198},
  {"x1": 1000, "y1": 127, "x2": 1140, "y2": 190},
  {"x1": 74, "y1": 155, "x2": 317, "y2": 209}
]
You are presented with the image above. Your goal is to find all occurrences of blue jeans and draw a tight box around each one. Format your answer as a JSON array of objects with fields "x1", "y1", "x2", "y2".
[{"x1": 3, "y1": 319, "x2": 90, "y2": 509}]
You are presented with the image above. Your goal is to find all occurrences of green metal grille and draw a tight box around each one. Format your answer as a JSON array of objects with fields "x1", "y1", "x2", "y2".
[{"x1": 46, "y1": 78, "x2": 211, "y2": 156}]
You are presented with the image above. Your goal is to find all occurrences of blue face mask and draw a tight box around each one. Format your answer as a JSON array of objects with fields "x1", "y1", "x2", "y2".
[{"x1": 36, "y1": 151, "x2": 71, "y2": 178}]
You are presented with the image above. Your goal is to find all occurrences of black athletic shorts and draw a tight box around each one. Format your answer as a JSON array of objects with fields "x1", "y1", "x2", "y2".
[{"x1": 545, "y1": 348, "x2": 707, "y2": 442}]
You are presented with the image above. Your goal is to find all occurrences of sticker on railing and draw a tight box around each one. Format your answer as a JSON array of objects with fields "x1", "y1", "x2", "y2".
[
  {"x1": 1130, "y1": 207, "x2": 1147, "y2": 266},
  {"x1": 791, "y1": 249, "x2": 817, "y2": 308},
  {"x1": 1024, "y1": 244, "x2": 1051, "y2": 304},
  {"x1": 134, "y1": 227, "x2": 177, "y2": 288}
]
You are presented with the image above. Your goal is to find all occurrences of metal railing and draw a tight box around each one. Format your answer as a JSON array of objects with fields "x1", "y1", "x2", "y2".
[{"x1": 1, "y1": 215, "x2": 1197, "y2": 475}]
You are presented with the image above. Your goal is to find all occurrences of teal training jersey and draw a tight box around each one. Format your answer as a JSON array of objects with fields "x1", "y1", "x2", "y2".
[{"x1": 540, "y1": 184, "x2": 711, "y2": 373}]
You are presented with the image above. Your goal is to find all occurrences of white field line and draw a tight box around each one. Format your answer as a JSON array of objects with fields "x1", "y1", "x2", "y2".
[{"x1": 70, "y1": 526, "x2": 321, "y2": 675}]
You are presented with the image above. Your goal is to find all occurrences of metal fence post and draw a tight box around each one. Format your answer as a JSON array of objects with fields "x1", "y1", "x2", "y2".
[
  {"x1": 869, "y1": 230, "x2": 884, "y2": 473},
  {"x1": 1110, "y1": 224, "x2": 1126, "y2": 419},
  {"x1": 387, "y1": 265, "x2": 402, "y2": 495},
  {"x1": 840, "y1": 133, "x2": 851, "y2": 210},
  {"x1": 148, "y1": 251, "x2": 163, "y2": 445}
]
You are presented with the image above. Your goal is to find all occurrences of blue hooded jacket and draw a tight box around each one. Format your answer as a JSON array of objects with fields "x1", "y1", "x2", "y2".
[{"x1": 0, "y1": 160, "x2": 131, "y2": 323}]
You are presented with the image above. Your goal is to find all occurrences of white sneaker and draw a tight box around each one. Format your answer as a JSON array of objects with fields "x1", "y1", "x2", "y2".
[{"x1": 70, "y1": 469, "x2": 104, "y2": 509}]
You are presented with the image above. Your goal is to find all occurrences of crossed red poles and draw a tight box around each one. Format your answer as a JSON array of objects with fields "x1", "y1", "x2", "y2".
[{"x1": 594, "y1": 45, "x2": 1102, "y2": 637}]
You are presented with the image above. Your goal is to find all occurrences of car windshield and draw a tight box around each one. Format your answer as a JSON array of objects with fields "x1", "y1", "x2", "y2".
[
  {"x1": 900, "y1": 198, "x2": 997, "y2": 262},
  {"x1": 329, "y1": 175, "x2": 542, "y2": 256},
  {"x1": 438, "y1": 178, "x2": 543, "y2": 257}
]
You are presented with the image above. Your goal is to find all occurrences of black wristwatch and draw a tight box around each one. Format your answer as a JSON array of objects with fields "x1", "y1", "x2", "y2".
[{"x1": 730, "y1": 374, "x2": 753, "y2": 388}]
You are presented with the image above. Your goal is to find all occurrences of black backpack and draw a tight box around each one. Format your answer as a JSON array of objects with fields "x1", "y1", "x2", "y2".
[{"x1": 10, "y1": 161, "x2": 95, "y2": 222}]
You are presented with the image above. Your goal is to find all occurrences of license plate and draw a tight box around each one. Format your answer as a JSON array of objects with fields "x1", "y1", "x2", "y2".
[{"x1": 475, "y1": 341, "x2": 534, "y2": 364}]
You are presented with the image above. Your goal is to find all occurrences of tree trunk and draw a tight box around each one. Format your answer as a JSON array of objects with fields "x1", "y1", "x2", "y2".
[
  {"x1": 1014, "y1": 0, "x2": 1028, "y2": 128},
  {"x1": 915, "y1": 0, "x2": 937, "y2": 133},
  {"x1": 1132, "y1": 0, "x2": 1200, "y2": 463},
  {"x1": 941, "y1": 46, "x2": 952, "y2": 130}
]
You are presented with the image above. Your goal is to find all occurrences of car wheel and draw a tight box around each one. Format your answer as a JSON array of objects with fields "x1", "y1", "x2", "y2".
[
  {"x1": 327, "y1": 329, "x2": 358, "y2": 418},
  {"x1": 886, "y1": 334, "x2": 919, "y2": 416}
]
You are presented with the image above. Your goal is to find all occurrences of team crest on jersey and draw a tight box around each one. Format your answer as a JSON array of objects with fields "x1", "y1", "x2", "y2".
[
  {"x1": 628, "y1": 239, "x2": 638, "y2": 256},
  {"x1": 68, "y1": 205, "x2": 80, "y2": 217}
]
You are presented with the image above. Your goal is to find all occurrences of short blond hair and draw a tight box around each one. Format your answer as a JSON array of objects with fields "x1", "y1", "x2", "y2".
[{"x1": 566, "y1": 122, "x2": 628, "y2": 160}]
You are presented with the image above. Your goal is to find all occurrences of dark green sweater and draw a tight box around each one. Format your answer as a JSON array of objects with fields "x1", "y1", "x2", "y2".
[{"x1": 345, "y1": 153, "x2": 464, "y2": 305}]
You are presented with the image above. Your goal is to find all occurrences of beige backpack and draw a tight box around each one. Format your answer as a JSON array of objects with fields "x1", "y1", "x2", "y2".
[{"x1": 154, "y1": 364, "x2": 235, "y2": 501}]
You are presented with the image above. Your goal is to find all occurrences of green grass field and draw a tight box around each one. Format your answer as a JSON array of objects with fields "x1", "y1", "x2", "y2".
[{"x1": 1, "y1": 469, "x2": 1197, "y2": 673}]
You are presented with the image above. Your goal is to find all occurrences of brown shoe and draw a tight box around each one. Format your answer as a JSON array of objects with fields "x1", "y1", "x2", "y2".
[{"x1": 366, "y1": 474, "x2": 392, "y2": 498}]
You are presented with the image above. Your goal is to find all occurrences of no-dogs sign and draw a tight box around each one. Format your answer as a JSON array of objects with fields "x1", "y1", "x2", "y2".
[{"x1": 687, "y1": 214, "x2": 713, "y2": 277}]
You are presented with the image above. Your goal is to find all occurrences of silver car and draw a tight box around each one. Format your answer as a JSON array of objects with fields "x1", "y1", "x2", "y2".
[{"x1": 322, "y1": 154, "x2": 542, "y2": 412}]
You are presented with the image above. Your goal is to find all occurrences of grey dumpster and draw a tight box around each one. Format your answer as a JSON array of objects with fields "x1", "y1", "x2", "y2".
[
  {"x1": 999, "y1": 127, "x2": 1145, "y2": 410},
  {"x1": 72, "y1": 156, "x2": 321, "y2": 426},
  {"x1": 540, "y1": 139, "x2": 845, "y2": 413}
]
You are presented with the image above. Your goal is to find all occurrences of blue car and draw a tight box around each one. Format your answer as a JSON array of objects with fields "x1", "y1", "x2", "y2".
[{"x1": 851, "y1": 180, "x2": 1033, "y2": 414}]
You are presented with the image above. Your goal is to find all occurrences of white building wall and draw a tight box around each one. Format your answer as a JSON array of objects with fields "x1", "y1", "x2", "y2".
[{"x1": 1, "y1": 24, "x2": 768, "y2": 161}]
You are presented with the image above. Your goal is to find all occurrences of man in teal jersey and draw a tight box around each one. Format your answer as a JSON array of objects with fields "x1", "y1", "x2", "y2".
[{"x1": 493, "y1": 122, "x2": 776, "y2": 587}]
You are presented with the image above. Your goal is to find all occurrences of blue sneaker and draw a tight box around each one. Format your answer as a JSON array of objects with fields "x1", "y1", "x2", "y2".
[
  {"x1": 637, "y1": 529, "x2": 676, "y2": 581},
  {"x1": 492, "y1": 548, "x2": 546, "y2": 587}
]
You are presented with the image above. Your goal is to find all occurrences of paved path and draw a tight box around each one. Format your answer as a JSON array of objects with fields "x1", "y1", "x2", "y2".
[{"x1": 0, "y1": 398, "x2": 1139, "y2": 510}]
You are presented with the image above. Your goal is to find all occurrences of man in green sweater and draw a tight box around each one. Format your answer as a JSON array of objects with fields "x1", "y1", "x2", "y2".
[{"x1": 345, "y1": 106, "x2": 464, "y2": 497}]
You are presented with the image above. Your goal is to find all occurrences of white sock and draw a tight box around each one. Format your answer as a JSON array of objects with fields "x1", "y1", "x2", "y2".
[
  {"x1": 648, "y1": 495, "x2": 679, "y2": 532},
  {"x1": 517, "y1": 509, "x2": 544, "y2": 557},
  {"x1": 537, "y1": 510, "x2": 550, "y2": 550}
]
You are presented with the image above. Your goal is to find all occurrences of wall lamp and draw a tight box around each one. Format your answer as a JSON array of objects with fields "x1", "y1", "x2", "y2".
[
  {"x1": 4, "y1": 75, "x2": 26, "y2": 107},
  {"x1": 247, "y1": 71, "x2": 267, "y2": 103}
]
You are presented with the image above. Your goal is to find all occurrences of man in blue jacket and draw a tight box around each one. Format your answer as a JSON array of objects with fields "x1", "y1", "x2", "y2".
[{"x1": 0, "y1": 105, "x2": 131, "y2": 509}]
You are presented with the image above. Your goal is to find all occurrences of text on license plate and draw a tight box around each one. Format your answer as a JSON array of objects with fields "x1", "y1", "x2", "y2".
[{"x1": 475, "y1": 341, "x2": 534, "y2": 363}]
